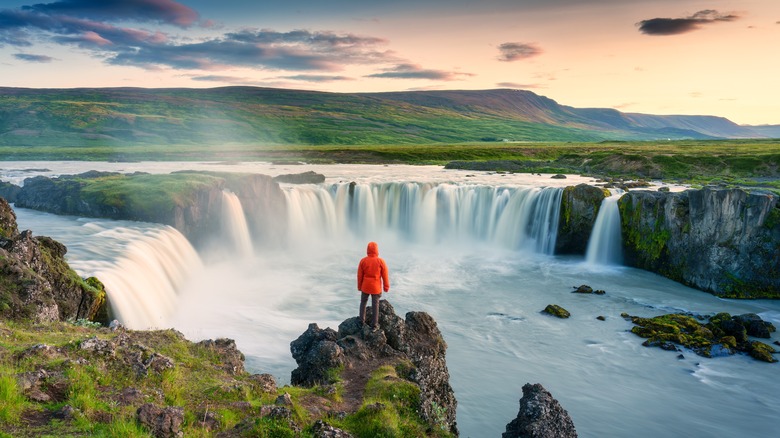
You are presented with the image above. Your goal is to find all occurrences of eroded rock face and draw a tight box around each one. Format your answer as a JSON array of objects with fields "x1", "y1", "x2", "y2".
[
  {"x1": 619, "y1": 187, "x2": 780, "y2": 298},
  {"x1": 556, "y1": 184, "x2": 609, "y2": 254},
  {"x1": 0, "y1": 199, "x2": 107, "y2": 323},
  {"x1": 503, "y1": 383, "x2": 577, "y2": 438},
  {"x1": 290, "y1": 300, "x2": 458, "y2": 436},
  {"x1": 11, "y1": 171, "x2": 287, "y2": 248}
]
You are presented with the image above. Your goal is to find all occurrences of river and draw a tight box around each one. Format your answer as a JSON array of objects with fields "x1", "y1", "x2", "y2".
[{"x1": 4, "y1": 161, "x2": 778, "y2": 437}]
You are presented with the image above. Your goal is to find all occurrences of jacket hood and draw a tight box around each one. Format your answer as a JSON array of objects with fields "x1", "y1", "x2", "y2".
[{"x1": 366, "y1": 241, "x2": 379, "y2": 256}]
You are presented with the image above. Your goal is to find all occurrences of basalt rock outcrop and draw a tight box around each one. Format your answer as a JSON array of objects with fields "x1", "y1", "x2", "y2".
[
  {"x1": 556, "y1": 184, "x2": 609, "y2": 254},
  {"x1": 502, "y1": 383, "x2": 577, "y2": 438},
  {"x1": 627, "y1": 312, "x2": 777, "y2": 362},
  {"x1": 11, "y1": 171, "x2": 287, "y2": 247},
  {"x1": 618, "y1": 187, "x2": 780, "y2": 298},
  {"x1": 0, "y1": 197, "x2": 107, "y2": 323},
  {"x1": 290, "y1": 300, "x2": 459, "y2": 436}
]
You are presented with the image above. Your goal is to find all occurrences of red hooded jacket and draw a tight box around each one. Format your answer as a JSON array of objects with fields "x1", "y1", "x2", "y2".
[{"x1": 357, "y1": 241, "x2": 390, "y2": 295}]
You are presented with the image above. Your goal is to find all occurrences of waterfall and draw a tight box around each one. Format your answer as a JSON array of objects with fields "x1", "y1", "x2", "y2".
[
  {"x1": 585, "y1": 193, "x2": 624, "y2": 266},
  {"x1": 221, "y1": 190, "x2": 253, "y2": 257},
  {"x1": 96, "y1": 227, "x2": 203, "y2": 329},
  {"x1": 281, "y1": 182, "x2": 563, "y2": 254}
]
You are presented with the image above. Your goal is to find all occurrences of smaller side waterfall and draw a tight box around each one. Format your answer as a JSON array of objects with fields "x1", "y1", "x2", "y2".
[
  {"x1": 97, "y1": 227, "x2": 203, "y2": 329},
  {"x1": 585, "y1": 193, "x2": 624, "y2": 266},
  {"x1": 221, "y1": 190, "x2": 253, "y2": 257}
]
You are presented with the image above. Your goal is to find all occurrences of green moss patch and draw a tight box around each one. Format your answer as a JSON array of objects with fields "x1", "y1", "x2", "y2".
[{"x1": 629, "y1": 312, "x2": 778, "y2": 363}]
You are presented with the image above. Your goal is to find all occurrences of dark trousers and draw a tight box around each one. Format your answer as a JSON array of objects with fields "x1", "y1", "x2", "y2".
[{"x1": 359, "y1": 292, "x2": 381, "y2": 327}]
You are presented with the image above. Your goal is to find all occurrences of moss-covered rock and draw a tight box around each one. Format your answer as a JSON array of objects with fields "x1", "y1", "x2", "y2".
[
  {"x1": 542, "y1": 304, "x2": 571, "y2": 319},
  {"x1": 555, "y1": 184, "x2": 609, "y2": 254},
  {"x1": 629, "y1": 312, "x2": 778, "y2": 363},
  {"x1": 0, "y1": 201, "x2": 108, "y2": 324},
  {"x1": 748, "y1": 341, "x2": 778, "y2": 363}
]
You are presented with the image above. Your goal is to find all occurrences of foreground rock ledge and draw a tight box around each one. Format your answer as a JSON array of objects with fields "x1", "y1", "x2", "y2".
[
  {"x1": 503, "y1": 383, "x2": 578, "y2": 438},
  {"x1": 290, "y1": 299, "x2": 459, "y2": 436}
]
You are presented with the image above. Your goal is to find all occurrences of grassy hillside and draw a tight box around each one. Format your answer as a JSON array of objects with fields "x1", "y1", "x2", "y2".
[
  {"x1": 0, "y1": 320, "x2": 451, "y2": 437},
  {"x1": 0, "y1": 87, "x2": 768, "y2": 147}
]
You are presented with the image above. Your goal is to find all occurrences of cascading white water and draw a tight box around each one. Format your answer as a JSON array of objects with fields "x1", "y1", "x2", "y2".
[
  {"x1": 281, "y1": 182, "x2": 563, "y2": 254},
  {"x1": 585, "y1": 193, "x2": 624, "y2": 266},
  {"x1": 221, "y1": 190, "x2": 253, "y2": 257},
  {"x1": 95, "y1": 227, "x2": 203, "y2": 329}
]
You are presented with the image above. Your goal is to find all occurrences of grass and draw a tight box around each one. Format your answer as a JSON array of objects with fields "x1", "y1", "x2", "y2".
[{"x1": 0, "y1": 320, "x2": 451, "y2": 437}]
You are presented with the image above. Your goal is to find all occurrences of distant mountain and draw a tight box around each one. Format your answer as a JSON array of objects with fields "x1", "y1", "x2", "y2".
[
  {"x1": 0, "y1": 87, "x2": 770, "y2": 146},
  {"x1": 747, "y1": 125, "x2": 780, "y2": 138}
]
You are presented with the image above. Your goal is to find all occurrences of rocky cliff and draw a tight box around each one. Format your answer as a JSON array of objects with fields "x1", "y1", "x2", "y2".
[
  {"x1": 0, "y1": 197, "x2": 107, "y2": 323},
  {"x1": 290, "y1": 300, "x2": 459, "y2": 436},
  {"x1": 556, "y1": 184, "x2": 609, "y2": 254},
  {"x1": 10, "y1": 171, "x2": 287, "y2": 248},
  {"x1": 619, "y1": 187, "x2": 780, "y2": 298}
]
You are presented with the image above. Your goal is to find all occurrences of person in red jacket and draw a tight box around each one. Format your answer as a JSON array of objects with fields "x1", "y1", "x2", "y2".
[{"x1": 357, "y1": 241, "x2": 390, "y2": 329}]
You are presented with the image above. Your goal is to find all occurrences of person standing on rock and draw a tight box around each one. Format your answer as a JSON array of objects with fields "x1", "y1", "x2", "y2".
[{"x1": 357, "y1": 241, "x2": 390, "y2": 329}]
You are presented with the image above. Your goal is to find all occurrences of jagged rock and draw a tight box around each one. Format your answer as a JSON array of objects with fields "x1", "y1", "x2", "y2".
[
  {"x1": 733, "y1": 313, "x2": 776, "y2": 338},
  {"x1": 291, "y1": 300, "x2": 458, "y2": 436},
  {"x1": 248, "y1": 373, "x2": 277, "y2": 393},
  {"x1": 196, "y1": 338, "x2": 245, "y2": 375},
  {"x1": 542, "y1": 305, "x2": 570, "y2": 319},
  {"x1": 136, "y1": 403, "x2": 184, "y2": 438},
  {"x1": 619, "y1": 187, "x2": 780, "y2": 298},
  {"x1": 80, "y1": 336, "x2": 115, "y2": 356},
  {"x1": 290, "y1": 324, "x2": 344, "y2": 386},
  {"x1": 573, "y1": 285, "x2": 593, "y2": 294},
  {"x1": 312, "y1": 419, "x2": 355, "y2": 438},
  {"x1": 0, "y1": 200, "x2": 107, "y2": 323},
  {"x1": 273, "y1": 171, "x2": 326, "y2": 184},
  {"x1": 556, "y1": 184, "x2": 609, "y2": 254},
  {"x1": 502, "y1": 383, "x2": 577, "y2": 438},
  {"x1": 275, "y1": 392, "x2": 293, "y2": 406},
  {"x1": 0, "y1": 197, "x2": 18, "y2": 237}
]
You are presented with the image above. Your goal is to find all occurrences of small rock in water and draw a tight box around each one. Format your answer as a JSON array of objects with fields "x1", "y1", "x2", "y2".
[
  {"x1": 596, "y1": 316, "x2": 606, "y2": 321},
  {"x1": 677, "y1": 354, "x2": 685, "y2": 360},
  {"x1": 551, "y1": 174, "x2": 567, "y2": 179}
]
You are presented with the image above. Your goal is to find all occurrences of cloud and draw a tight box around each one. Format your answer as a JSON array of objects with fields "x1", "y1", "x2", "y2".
[
  {"x1": 637, "y1": 10, "x2": 739, "y2": 36},
  {"x1": 497, "y1": 42, "x2": 542, "y2": 62},
  {"x1": 366, "y1": 63, "x2": 472, "y2": 80},
  {"x1": 106, "y1": 29, "x2": 397, "y2": 72},
  {"x1": 14, "y1": 52, "x2": 54, "y2": 62},
  {"x1": 21, "y1": 0, "x2": 199, "y2": 27},
  {"x1": 281, "y1": 74, "x2": 353, "y2": 82}
]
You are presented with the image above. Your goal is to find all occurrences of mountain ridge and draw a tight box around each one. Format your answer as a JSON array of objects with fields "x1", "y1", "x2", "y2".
[{"x1": 0, "y1": 86, "x2": 774, "y2": 146}]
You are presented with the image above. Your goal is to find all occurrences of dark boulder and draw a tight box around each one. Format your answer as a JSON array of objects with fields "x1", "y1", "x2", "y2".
[
  {"x1": 136, "y1": 403, "x2": 184, "y2": 438},
  {"x1": 273, "y1": 171, "x2": 326, "y2": 184},
  {"x1": 542, "y1": 305, "x2": 570, "y2": 319},
  {"x1": 290, "y1": 300, "x2": 458, "y2": 436},
  {"x1": 503, "y1": 383, "x2": 577, "y2": 438}
]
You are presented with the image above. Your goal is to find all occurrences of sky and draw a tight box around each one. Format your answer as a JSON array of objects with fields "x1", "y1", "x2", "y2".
[{"x1": 1, "y1": 0, "x2": 778, "y2": 125}]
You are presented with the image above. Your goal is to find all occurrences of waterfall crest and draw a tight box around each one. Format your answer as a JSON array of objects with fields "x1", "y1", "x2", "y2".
[
  {"x1": 221, "y1": 190, "x2": 253, "y2": 257},
  {"x1": 281, "y1": 182, "x2": 563, "y2": 254},
  {"x1": 97, "y1": 227, "x2": 203, "y2": 329},
  {"x1": 585, "y1": 193, "x2": 624, "y2": 266}
]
